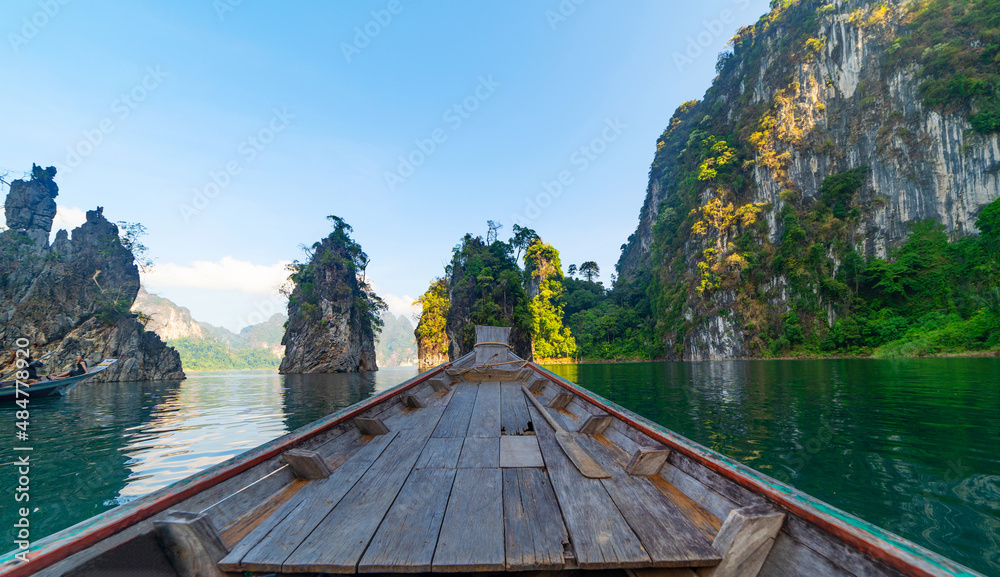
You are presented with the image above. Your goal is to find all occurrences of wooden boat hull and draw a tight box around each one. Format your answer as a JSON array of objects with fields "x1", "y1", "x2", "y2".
[
  {"x1": 0, "y1": 362, "x2": 114, "y2": 402},
  {"x1": 0, "y1": 349, "x2": 983, "y2": 577}
]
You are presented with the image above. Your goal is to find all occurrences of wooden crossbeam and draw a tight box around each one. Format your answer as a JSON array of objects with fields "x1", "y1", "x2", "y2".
[
  {"x1": 355, "y1": 417, "x2": 390, "y2": 436},
  {"x1": 153, "y1": 511, "x2": 228, "y2": 577},
  {"x1": 527, "y1": 375, "x2": 549, "y2": 393},
  {"x1": 625, "y1": 447, "x2": 671, "y2": 476},
  {"x1": 428, "y1": 375, "x2": 453, "y2": 393},
  {"x1": 282, "y1": 449, "x2": 332, "y2": 480},
  {"x1": 400, "y1": 394, "x2": 425, "y2": 409},
  {"x1": 700, "y1": 505, "x2": 785, "y2": 577},
  {"x1": 547, "y1": 392, "x2": 573, "y2": 409},
  {"x1": 578, "y1": 414, "x2": 614, "y2": 434}
]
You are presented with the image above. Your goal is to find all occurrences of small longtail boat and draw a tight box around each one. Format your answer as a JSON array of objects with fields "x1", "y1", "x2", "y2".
[
  {"x1": 0, "y1": 359, "x2": 116, "y2": 402},
  {"x1": 0, "y1": 329, "x2": 983, "y2": 577}
]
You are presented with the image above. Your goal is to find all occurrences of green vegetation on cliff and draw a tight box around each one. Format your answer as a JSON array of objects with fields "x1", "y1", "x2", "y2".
[{"x1": 889, "y1": 0, "x2": 1000, "y2": 133}]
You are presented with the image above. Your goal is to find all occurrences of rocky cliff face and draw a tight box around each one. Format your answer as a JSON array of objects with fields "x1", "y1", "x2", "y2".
[
  {"x1": 279, "y1": 222, "x2": 379, "y2": 373},
  {"x1": 0, "y1": 168, "x2": 184, "y2": 381},
  {"x1": 617, "y1": 0, "x2": 1000, "y2": 360},
  {"x1": 132, "y1": 287, "x2": 209, "y2": 341}
]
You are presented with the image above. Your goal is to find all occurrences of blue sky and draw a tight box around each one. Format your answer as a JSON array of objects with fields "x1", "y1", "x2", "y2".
[{"x1": 1, "y1": 0, "x2": 770, "y2": 331}]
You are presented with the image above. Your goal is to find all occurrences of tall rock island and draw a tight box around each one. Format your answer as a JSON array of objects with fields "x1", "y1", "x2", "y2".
[
  {"x1": 0, "y1": 165, "x2": 184, "y2": 381},
  {"x1": 279, "y1": 216, "x2": 384, "y2": 373}
]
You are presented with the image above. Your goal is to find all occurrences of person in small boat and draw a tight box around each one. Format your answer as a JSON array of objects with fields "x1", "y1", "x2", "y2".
[
  {"x1": 24, "y1": 354, "x2": 41, "y2": 383},
  {"x1": 50, "y1": 355, "x2": 87, "y2": 380}
]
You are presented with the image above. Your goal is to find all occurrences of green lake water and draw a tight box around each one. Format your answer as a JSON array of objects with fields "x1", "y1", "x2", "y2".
[{"x1": 1, "y1": 359, "x2": 997, "y2": 574}]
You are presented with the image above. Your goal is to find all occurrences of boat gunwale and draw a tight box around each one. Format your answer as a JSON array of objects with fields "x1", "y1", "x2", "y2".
[
  {"x1": 0, "y1": 363, "x2": 450, "y2": 577},
  {"x1": 528, "y1": 361, "x2": 983, "y2": 577}
]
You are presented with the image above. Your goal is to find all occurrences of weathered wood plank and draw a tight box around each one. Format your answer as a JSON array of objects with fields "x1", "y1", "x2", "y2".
[
  {"x1": 433, "y1": 467, "x2": 504, "y2": 572},
  {"x1": 220, "y1": 430, "x2": 402, "y2": 572},
  {"x1": 626, "y1": 447, "x2": 671, "y2": 476},
  {"x1": 280, "y1": 406, "x2": 446, "y2": 572},
  {"x1": 529, "y1": 404, "x2": 650, "y2": 569},
  {"x1": 779, "y1": 512, "x2": 909, "y2": 577},
  {"x1": 756, "y1": 531, "x2": 850, "y2": 577},
  {"x1": 502, "y1": 468, "x2": 568, "y2": 571},
  {"x1": 701, "y1": 505, "x2": 785, "y2": 577},
  {"x1": 431, "y1": 383, "x2": 479, "y2": 438},
  {"x1": 282, "y1": 449, "x2": 332, "y2": 480},
  {"x1": 357, "y1": 468, "x2": 457, "y2": 573},
  {"x1": 218, "y1": 479, "x2": 308, "y2": 548},
  {"x1": 415, "y1": 437, "x2": 464, "y2": 469},
  {"x1": 467, "y1": 380, "x2": 501, "y2": 437},
  {"x1": 647, "y1": 475, "x2": 721, "y2": 541},
  {"x1": 501, "y1": 381, "x2": 532, "y2": 434},
  {"x1": 522, "y1": 386, "x2": 610, "y2": 479},
  {"x1": 668, "y1": 451, "x2": 766, "y2": 509},
  {"x1": 580, "y1": 435, "x2": 722, "y2": 567},
  {"x1": 499, "y1": 435, "x2": 544, "y2": 468},
  {"x1": 458, "y1": 436, "x2": 500, "y2": 468},
  {"x1": 658, "y1": 464, "x2": 740, "y2": 524}
]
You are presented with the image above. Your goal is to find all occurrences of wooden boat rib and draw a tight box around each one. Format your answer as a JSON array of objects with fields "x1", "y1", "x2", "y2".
[{"x1": 0, "y1": 328, "x2": 983, "y2": 577}]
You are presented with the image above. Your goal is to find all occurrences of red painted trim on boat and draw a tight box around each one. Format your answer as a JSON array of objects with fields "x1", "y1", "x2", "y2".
[
  {"x1": 528, "y1": 362, "x2": 977, "y2": 577},
  {"x1": 0, "y1": 365, "x2": 449, "y2": 577}
]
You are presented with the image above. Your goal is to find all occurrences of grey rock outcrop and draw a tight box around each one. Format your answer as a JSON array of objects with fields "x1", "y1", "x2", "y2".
[
  {"x1": 279, "y1": 229, "x2": 378, "y2": 373},
  {"x1": 0, "y1": 167, "x2": 184, "y2": 381}
]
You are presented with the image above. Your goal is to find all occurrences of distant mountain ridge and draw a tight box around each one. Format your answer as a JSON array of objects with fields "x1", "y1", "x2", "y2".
[{"x1": 132, "y1": 287, "x2": 285, "y2": 370}]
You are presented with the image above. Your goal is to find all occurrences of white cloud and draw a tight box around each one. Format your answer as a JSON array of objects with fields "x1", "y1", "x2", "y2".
[
  {"x1": 368, "y1": 280, "x2": 419, "y2": 321},
  {"x1": 383, "y1": 292, "x2": 420, "y2": 321},
  {"x1": 142, "y1": 256, "x2": 292, "y2": 295}
]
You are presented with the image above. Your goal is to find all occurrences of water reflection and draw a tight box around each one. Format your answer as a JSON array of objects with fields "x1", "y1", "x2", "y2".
[
  {"x1": 0, "y1": 367, "x2": 418, "y2": 546},
  {"x1": 543, "y1": 358, "x2": 1000, "y2": 576}
]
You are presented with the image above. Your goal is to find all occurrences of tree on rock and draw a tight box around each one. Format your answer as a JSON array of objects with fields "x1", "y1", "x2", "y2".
[
  {"x1": 525, "y1": 240, "x2": 576, "y2": 359},
  {"x1": 414, "y1": 278, "x2": 449, "y2": 369},
  {"x1": 579, "y1": 261, "x2": 600, "y2": 283},
  {"x1": 280, "y1": 215, "x2": 386, "y2": 373}
]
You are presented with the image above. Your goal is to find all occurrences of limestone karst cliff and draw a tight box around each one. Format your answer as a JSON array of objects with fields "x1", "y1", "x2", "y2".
[
  {"x1": 279, "y1": 217, "x2": 382, "y2": 373},
  {"x1": 616, "y1": 0, "x2": 1000, "y2": 360},
  {"x1": 0, "y1": 166, "x2": 184, "y2": 381}
]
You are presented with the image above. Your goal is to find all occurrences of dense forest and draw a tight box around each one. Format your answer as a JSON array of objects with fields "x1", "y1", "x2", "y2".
[{"x1": 414, "y1": 223, "x2": 656, "y2": 361}]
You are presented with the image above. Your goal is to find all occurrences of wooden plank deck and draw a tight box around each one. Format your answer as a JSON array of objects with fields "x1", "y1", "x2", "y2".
[{"x1": 222, "y1": 379, "x2": 722, "y2": 574}]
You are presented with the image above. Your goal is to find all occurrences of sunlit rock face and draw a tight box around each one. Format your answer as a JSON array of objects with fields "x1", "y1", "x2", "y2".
[
  {"x1": 617, "y1": 0, "x2": 1000, "y2": 360},
  {"x1": 0, "y1": 167, "x2": 184, "y2": 381}
]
